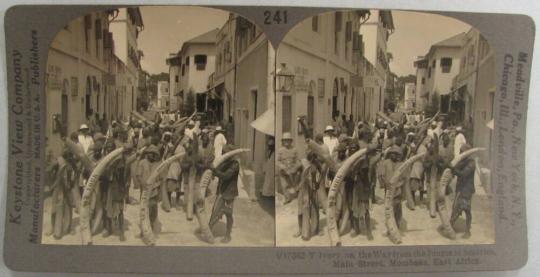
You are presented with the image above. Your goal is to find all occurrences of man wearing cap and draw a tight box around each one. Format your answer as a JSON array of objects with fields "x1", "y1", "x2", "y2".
[
  {"x1": 213, "y1": 126, "x2": 227, "y2": 160},
  {"x1": 197, "y1": 131, "x2": 214, "y2": 178},
  {"x1": 328, "y1": 143, "x2": 349, "y2": 231},
  {"x1": 323, "y1": 125, "x2": 339, "y2": 155},
  {"x1": 209, "y1": 145, "x2": 240, "y2": 243},
  {"x1": 100, "y1": 141, "x2": 129, "y2": 241},
  {"x1": 454, "y1": 126, "x2": 467, "y2": 158},
  {"x1": 184, "y1": 120, "x2": 197, "y2": 140},
  {"x1": 137, "y1": 145, "x2": 162, "y2": 232},
  {"x1": 348, "y1": 140, "x2": 374, "y2": 240},
  {"x1": 427, "y1": 121, "x2": 439, "y2": 140},
  {"x1": 450, "y1": 144, "x2": 476, "y2": 239},
  {"x1": 78, "y1": 124, "x2": 94, "y2": 154},
  {"x1": 46, "y1": 148, "x2": 78, "y2": 240},
  {"x1": 294, "y1": 145, "x2": 326, "y2": 240},
  {"x1": 277, "y1": 132, "x2": 303, "y2": 204},
  {"x1": 409, "y1": 136, "x2": 430, "y2": 206},
  {"x1": 128, "y1": 122, "x2": 141, "y2": 147},
  {"x1": 438, "y1": 129, "x2": 453, "y2": 168},
  {"x1": 379, "y1": 145, "x2": 405, "y2": 230}
]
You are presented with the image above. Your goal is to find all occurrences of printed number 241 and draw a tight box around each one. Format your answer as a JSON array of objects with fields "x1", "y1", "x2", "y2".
[{"x1": 264, "y1": 10, "x2": 288, "y2": 25}]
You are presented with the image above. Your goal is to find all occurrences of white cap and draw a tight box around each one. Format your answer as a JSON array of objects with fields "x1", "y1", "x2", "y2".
[
  {"x1": 282, "y1": 132, "x2": 293, "y2": 140},
  {"x1": 325, "y1": 125, "x2": 335, "y2": 132},
  {"x1": 456, "y1": 126, "x2": 463, "y2": 131},
  {"x1": 188, "y1": 120, "x2": 195, "y2": 125},
  {"x1": 79, "y1": 124, "x2": 89, "y2": 130},
  {"x1": 215, "y1": 126, "x2": 223, "y2": 131}
]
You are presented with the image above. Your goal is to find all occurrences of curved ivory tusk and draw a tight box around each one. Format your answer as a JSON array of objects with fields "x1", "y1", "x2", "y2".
[
  {"x1": 170, "y1": 111, "x2": 197, "y2": 129},
  {"x1": 211, "y1": 148, "x2": 250, "y2": 168},
  {"x1": 385, "y1": 152, "x2": 427, "y2": 244},
  {"x1": 197, "y1": 148, "x2": 250, "y2": 243},
  {"x1": 450, "y1": 147, "x2": 486, "y2": 167},
  {"x1": 131, "y1": 111, "x2": 153, "y2": 125},
  {"x1": 433, "y1": 147, "x2": 485, "y2": 241},
  {"x1": 170, "y1": 117, "x2": 189, "y2": 129},
  {"x1": 140, "y1": 152, "x2": 186, "y2": 245},
  {"x1": 376, "y1": 112, "x2": 398, "y2": 126},
  {"x1": 436, "y1": 168, "x2": 456, "y2": 240},
  {"x1": 389, "y1": 152, "x2": 427, "y2": 184},
  {"x1": 419, "y1": 111, "x2": 440, "y2": 127},
  {"x1": 147, "y1": 152, "x2": 186, "y2": 190},
  {"x1": 64, "y1": 139, "x2": 96, "y2": 172},
  {"x1": 306, "y1": 139, "x2": 337, "y2": 172},
  {"x1": 80, "y1": 147, "x2": 124, "y2": 245},
  {"x1": 327, "y1": 148, "x2": 368, "y2": 246}
]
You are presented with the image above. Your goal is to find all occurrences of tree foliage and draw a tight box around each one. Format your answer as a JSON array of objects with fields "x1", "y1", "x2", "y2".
[{"x1": 183, "y1": 88, "x2": 196, "y2": 116}]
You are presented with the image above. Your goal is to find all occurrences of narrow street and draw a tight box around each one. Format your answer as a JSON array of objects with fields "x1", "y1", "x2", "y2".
[
  {"x1": 42, "y1": 186, "x2": 275, "y2": 247},
  {"x1": 276, "y1": 184, "x2": 495, "y2": 246}
]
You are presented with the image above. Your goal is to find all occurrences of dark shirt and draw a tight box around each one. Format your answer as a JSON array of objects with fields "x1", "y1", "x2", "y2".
[
  {"x1": 214, "y1": 159, "x2": 240, "y2": 200},
  {"x1": 453, "y1": 158, "x2": 476, "y2": 199}
]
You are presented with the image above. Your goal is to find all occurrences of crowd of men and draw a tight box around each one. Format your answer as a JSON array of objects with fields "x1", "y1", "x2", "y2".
[
  {"x1": 278, "y1": 113, "x2": 478, "y2": 243},
  {"x1": 46, "y1": 111, "x2": 242, "y2": 244}
]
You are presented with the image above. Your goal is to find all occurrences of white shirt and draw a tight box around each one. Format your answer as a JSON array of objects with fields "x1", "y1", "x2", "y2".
[
  {"x1": 323, "y1": 135, "x2": 339, "y2": 155},
  {"x1": 78, "y1": 134, "x2": 94, "y2": 154},
  {"x1": 427, "y1": 128, "x2": 438, "y2": 140},
  {"x1": 213, "y1": 133, "x2": 227, "y2": 160},
  {"x1": 184, "y1": 121, "x2": 201, "y2": 140},
  {"x1": 454, "y1": 133, "x2": 467, "y2": 157}
]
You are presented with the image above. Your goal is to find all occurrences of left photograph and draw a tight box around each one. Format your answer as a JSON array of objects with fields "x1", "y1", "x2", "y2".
[{"x1": 42, "y1": 6, "x2": 275, "y2": 246}]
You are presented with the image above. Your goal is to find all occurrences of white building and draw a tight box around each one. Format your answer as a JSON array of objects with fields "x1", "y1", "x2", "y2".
[
  {"x1": 167, "y1": 29, "x2": 218, "y2": 112},
  {"x1": 208, "y1": 14, "x2": 274, "y2": 181},
  {"x1": 414, "y1": 32, "x2": 464, "y2": 114},
  {"x1": 109, "y1": 8, "x2": 144, "y2": 120},
  {"x1": 167, "y1": 54, "x2": 182, "y2": 111},
  {"x1": 414, "y1": 56, "x2": 428, "y2": 112},
  {"x1": 45, "y1": 8, "x2": 144, "y2": 160},
  {"x1": 46, "y1": 10, "x2": 116, "y2": 158},
  {"x1": 451, "y1": 28, "x2": 495, "y2": 160},
  {"x1": 157, "y1": 81, "x2": 170, "y2": 109},
  {"x1": 275, "y1": 10, "x2": 370, "y2": 154},
  {"x1": 359, "y1": 10, "x2": 394, "y2": 120},
  {"x1": 403, "y1": 82, "x2": 416, "y2": 111}
]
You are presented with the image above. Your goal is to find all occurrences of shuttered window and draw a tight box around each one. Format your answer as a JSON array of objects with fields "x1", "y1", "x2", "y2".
[{"x1": 282, "y1": 95, "x2": 292, "y2": 132}]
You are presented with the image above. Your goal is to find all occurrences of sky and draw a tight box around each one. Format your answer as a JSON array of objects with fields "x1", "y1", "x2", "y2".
[
  {"x1": 137, "y1": 6, "x2": 229, "y2": 75},
  {"x1": 387, "y1": 11, "x2": 471, "y2": 77},
  {"x1": 136, "y1": 7, "x2": 471, "y2": 77}
]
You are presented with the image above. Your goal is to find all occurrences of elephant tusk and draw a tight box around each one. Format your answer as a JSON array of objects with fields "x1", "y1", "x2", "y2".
[
  {"x1": 80, "y1": 147, "x2": 124, "y2": 245},
  {"x1": 327, "y1": 148, "x2": 368, "y2": 246},
  {"x1": 385, "y1": 152, "x2": 427, "y2": 244}
]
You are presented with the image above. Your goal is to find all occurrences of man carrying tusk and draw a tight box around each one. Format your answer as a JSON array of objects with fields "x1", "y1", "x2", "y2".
[
  {"x1": 449, "y1": 143, "x2": 476, "y2": 239},
  {"x1": 209, "y1": 144, "x2": 240, "y2": 244},
  {"x1": 380, "y1": 145, "x2": 405, "y2": 232}
]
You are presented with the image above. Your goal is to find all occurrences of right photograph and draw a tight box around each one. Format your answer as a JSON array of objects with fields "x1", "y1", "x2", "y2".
[{"x1": 275, "y1": 10, "x2": 495, "y2": 246}]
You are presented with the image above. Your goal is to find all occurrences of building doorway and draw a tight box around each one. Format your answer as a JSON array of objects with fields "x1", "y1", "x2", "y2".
[
  {"x1": 332, "y1": 78, "x2": 339, "y2": 119},
  {"x1": 61, "y1": 79, "x2": 69, "y2": 135},
  {"x1": 196, "y1": 93, "x2": 207, "y2": 112},
  {"x1": 251, "y1": 89, "x2": 258, "y2": 161},
  {"x1": 85, "y1": 76, "x2": 92, "y2": 118},
  {"x1": 307, "y1": 81, "x2": 315, "y2": 132}
]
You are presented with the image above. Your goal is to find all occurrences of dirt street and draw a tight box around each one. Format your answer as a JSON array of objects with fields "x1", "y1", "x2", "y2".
[
  {"x1": 42, "y1": 187, "x2": 275, "y2": 247},
  {"x1": 276, "y1": 184, "x2": 495, "y2": 246}
]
